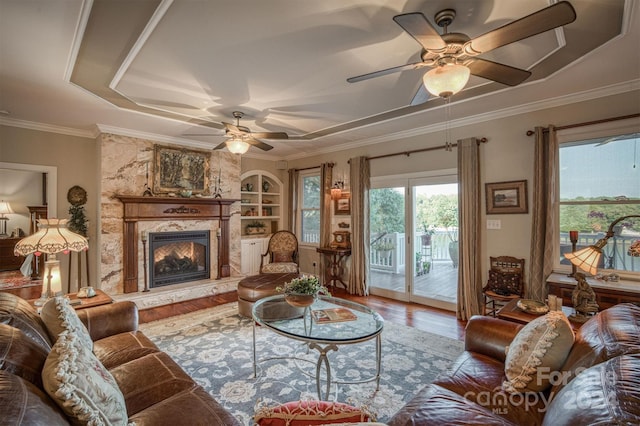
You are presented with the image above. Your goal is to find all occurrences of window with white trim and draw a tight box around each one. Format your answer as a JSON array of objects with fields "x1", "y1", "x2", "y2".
[
  {"x1": 299, "y1": 170, "x2": 320, "y2": 245},
  {"x1": 558, "y1": 130, "x2": 640, "y2": 278}
]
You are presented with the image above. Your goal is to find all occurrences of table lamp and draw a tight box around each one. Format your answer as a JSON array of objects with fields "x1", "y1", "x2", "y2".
[
  {"x1": 14, "y1": 218, "x2": 89, "y2": 306},
  {"x1": 0, "y1": 200, "x2": 13, "y2": 237},
  {"x1": 564, "y1": 214, "x2": 640, "y2": 275}
]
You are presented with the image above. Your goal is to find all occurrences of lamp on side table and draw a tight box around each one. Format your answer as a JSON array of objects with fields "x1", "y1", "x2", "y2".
[{"x1": 13, "y1": 219, "x2": 89, "y2": 306}]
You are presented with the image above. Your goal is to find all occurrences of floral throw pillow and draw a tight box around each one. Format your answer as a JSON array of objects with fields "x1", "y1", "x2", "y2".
[
  {"x1": 41, "y1": 330, "x2": 131, "y2": 425},
  {"x1": 254, "y1": 400, "x2": 371, "y2": 425},
  {"x1": 41, "y1": 296, "x2": 93, "y2": 350},
  {"x1": 503, "y1": 311, "x2": 575, "y2": 393}
]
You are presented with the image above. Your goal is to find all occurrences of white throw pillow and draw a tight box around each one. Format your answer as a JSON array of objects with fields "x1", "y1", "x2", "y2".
[
  {"x1": 41, "y1": 296, "x2": 93, "y2": 350},
  {"x1": 503, "y1": 310, "x2": 574, "y2": 393},
  {"x1": 42, "y1": 329, "x2": 130, "y2": 425}
]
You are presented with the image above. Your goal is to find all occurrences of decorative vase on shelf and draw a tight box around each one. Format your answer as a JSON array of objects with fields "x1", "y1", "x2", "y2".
[{"x1": 262, "y1": 180, "x2": 270, "y2": 193}]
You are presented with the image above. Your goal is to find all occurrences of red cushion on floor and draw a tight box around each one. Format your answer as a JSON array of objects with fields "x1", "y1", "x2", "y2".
[{"x1": 254, "y1": 400, "x2": 370, "y2": 425}]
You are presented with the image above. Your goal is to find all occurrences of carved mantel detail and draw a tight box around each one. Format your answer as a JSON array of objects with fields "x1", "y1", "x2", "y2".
[{"x1": 116, "y1": 196, "x2": 239, "y2": 293}]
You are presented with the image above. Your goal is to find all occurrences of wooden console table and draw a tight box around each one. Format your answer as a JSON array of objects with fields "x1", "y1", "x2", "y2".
[
  {"x1": 29, "y1": 289, "x2": 112, "y2": 311},
  {"x1": 316, "y1": 247, "x2": 351, "y2": 289},
  {"x1": 547, "y1": 272, "x2": 640, "y2": 310}
]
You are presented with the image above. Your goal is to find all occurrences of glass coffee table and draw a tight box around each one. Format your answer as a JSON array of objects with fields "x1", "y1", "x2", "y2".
[{"x1": 252, "y1": 295, "x2": 384, "y2": 400}]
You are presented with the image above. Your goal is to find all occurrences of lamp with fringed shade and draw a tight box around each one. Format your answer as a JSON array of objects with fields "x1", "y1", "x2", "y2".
[
  {"x1": 564, "y1": 215, "x2": 640, "y2": 276},
  {"x1": 14, "y1": 219, "x2": 89, "y2": 306}
]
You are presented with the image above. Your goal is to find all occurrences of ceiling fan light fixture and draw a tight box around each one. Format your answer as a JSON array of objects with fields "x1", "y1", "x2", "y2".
[
  {"x1": 226, "y1": 138, "x2": 250, "y2": 154},
  {"x1": 423, "y1": 62, "x2": 470, "y2": 98}
]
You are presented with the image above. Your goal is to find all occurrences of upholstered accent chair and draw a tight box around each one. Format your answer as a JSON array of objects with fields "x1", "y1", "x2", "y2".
[
  {"x1": 482, "y1": 255, "x2": 525, "y2": 317},
  {"x1": 260, "y1": 230, "x2": 300, "y2": 274}
]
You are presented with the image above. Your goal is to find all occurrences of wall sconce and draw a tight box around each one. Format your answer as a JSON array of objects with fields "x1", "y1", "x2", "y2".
[
  {"x1": 331, "y1": 181, "x2": 344, "y2": 200},
  {"x1": 564, "y1": 215, "x2": 640, "y2": 275},
  {"x1": 14, "y1": 219, "x2": 89, "y2": 306}
]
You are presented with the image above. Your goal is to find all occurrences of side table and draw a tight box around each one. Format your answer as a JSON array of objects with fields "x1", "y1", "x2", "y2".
[
  {"x1": 497, "y1": 298, "x2": 582, "y2": 332},
  {"x1": 316, "y1": 247, "x2": 351, "y2": 289},
  {"x1": 29, "y1": 289, "x2": 113, "y2": 311}
]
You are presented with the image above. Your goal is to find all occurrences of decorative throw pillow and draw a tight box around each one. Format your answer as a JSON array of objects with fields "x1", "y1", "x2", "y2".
[
  {"x1": 254, "y1": 400, "x2": 371, "y2": 425},
  {"x1": 272, "y1": 251, "x2": 294, "y2": 263},
  {"x1": 502, "y1": 310, "x2": 574, "y2": 393},
  {"x1": 42, "y1": 330, "x2": 130, "y2": 426},
  {"x1": 485, "y1": 270, "x2": 521, "y2": 295},
  {"x1": 41, "y1": 296, "x2": 93, "y2": 350}
]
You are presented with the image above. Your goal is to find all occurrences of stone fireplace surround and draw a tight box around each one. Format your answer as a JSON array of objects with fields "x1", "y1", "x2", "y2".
[{"x1": 99, "y1": 133, "x2": 243, "y2": 309}]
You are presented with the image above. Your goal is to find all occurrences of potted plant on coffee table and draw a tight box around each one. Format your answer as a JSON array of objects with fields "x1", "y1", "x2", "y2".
[{"x1": 276, "y1": 274, "x2": 330, "y2": 308}]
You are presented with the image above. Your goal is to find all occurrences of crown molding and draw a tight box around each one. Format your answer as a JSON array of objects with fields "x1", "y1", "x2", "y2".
[{"x1": 0, "y1": 116, "x2": 96, "y2": 139}]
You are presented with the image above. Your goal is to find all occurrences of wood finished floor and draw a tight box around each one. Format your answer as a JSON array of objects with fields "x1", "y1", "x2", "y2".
[{"x1": 138, "y1": 287, "x2": 467, "y2": 341}]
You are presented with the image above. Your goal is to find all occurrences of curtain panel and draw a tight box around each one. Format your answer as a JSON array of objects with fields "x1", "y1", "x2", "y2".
[
  {"x1": 287, "y1": 168, "x2": 299, "y2": 231},
  {"x1": 319, "y1": 163, "x2": 333, "y2": 283},
  {"x1": 528, "y1": 126, "x2": 558, "y2": 301},
  {"x1": 457, "y1": 137, "x2": 482, "y2": 320},
  {"x1": 349, "y1": 157, "x2": 370, "y2": 296}
]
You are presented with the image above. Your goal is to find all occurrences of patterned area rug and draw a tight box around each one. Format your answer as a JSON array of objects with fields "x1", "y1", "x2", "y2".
[{"x1": 140, "y1": 302, "x2": 464, "y2": 425}]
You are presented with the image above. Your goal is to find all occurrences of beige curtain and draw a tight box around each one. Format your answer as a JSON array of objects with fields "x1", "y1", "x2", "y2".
[
  {"x1": 348, "y1": 157, "x2": 370, "y2": 295},
  {"x1": 528, "y1": 126, "x2": 558, "y2": 301},
  {"x1": 319, "y1": 163, "x2": 333, "y2": 282},
  {"x1": 456, "y1": 137, "x2": 482, "y2": 320},
  {"x1": 287, "y1": 168, "x2": 299, "y2": 231}
]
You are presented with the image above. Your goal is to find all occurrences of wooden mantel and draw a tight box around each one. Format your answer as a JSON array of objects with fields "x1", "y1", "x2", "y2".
[{"x1": 117, "y1": 196, "x2": 239, "y2": 293}]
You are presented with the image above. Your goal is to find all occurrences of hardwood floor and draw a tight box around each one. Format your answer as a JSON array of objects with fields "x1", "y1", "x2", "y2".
[{"x1": 138, "y1": 288, "x2": 467, "y2": 341}]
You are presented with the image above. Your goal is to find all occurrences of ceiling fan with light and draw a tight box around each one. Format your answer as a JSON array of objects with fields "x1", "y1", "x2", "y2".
[
  {"x1": 193, "y1": 111, "x2": 289, "y2": 154},
  {"x1": 347, "y1": 1, "x2": 576, "y2": 102}
]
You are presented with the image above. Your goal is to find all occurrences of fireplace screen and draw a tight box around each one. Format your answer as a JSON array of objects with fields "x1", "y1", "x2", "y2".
[{"x1": 149, "y1": 231, "x2": 210, "y2": 288}]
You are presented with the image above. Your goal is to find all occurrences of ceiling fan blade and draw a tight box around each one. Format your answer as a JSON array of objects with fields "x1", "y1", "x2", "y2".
[
  {"x1": 347, "y1": 61, "x2": 427, "y2": 83},
  {"x1": 393, "y1": 13, "x2": 447, "y2": 51},
  {"x1": 212, "y1": 141, "x2": 228, "y2": 150},
  {"x1": 222, "y1": 121, "x2": 242, "y2": 134},
  {"x1": 465, "y1": 1, "x2": 576, "y2": 55},
  {"x1": 183, "y1": 133, "x2": 220, "y2": 136},
  {"x1": 245, "y1": 137, "x2": 274, "y2": 151},
  {"x1": 410, "y1": 84, "x2": 430, "y2": 106},
  {"x1": 467, "y1": 58, "x2": 531, "y2": 86},
  {"x1": 250, "y1": 131, "x2": 289, "y2": 140}
]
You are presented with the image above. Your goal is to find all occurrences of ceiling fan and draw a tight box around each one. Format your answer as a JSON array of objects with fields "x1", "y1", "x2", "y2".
[
  {"x1": 347, "y1": 1, "x2": 577, "y2": 102},
  {"x1": 194, "y1": 111, "x2": 289, "y2": 153}
]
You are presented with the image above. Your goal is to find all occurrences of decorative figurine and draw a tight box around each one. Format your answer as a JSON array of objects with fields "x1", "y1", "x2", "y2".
[{"x1": 570, "y1": 272, "x2": 599, "y2": 322}]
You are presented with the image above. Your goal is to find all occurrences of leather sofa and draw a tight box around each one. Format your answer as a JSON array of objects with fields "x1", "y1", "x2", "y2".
[
  {"x1": 388, "y1": 303, "x2": 640, "y2": 425},
  {"x1": 0, "y1": 292, "x2": 241, "y2": 425}
]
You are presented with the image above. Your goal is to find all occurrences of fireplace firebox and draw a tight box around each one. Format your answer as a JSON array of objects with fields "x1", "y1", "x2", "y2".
[{"x1": 149, "y1": 231, "x2": 210, "y2": 288}]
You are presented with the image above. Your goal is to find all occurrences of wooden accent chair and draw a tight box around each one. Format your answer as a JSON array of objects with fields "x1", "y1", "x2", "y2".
[
  {"x1": 260, "y1": 230, "x2": 300, "y2": 274},
  {"x1": 482, "y1": 255, "x2": 525, "y2": 317}
]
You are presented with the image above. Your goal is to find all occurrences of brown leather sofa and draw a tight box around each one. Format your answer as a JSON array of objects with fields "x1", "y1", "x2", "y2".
[
  {"x1": 0, "y1": 292, "x2": 241, "y2": 425},
  {"x1": 388, "y1": 303, "x2": 640, "y2": 425}
]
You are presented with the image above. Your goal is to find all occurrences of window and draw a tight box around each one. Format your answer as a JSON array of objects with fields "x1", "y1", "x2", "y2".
[
  {"x1": 558, "y1": 131, "x2": 640, "y2": 277},
  {"x1": 299, "y1": 170, "x2": 320, "y2": 244}
]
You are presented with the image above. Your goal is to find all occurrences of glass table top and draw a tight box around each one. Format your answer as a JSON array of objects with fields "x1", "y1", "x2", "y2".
[{"x1": 252, "y1": 295, "x2": 384, "y2": 344}]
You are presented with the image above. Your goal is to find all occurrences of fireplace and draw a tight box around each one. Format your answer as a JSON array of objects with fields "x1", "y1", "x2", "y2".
[{"x1": 149, "y1": 231, "x2": 210, "y2": 288}]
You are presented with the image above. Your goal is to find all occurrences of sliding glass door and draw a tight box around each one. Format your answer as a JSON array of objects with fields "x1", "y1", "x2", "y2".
[{"x1": 369, "y1": 172, "x2": 458, "y2": 311}]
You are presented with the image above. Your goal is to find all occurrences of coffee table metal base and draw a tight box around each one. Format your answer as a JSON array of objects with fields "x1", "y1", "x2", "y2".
[{"x1": 252, "y1": 318, "x2": 382, "y2": 400}]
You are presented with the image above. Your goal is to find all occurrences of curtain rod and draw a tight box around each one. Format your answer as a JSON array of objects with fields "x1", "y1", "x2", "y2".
[
  {"x1": 525, "y1": 113, "x2": 640, "y2": 136},
  {"x1": 292, "y1": 162, "x2": 334, "y2": 172},
  {"x1": 365, "y1": 137, "x2": 487, "y2": 161}
]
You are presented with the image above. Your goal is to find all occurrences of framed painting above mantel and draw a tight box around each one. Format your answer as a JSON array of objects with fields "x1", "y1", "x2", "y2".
[{"x1": 153, "y1": 145, "x2": 210, "y2": 195}]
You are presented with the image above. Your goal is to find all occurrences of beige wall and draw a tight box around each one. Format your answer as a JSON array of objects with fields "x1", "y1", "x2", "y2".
[
  {"x1": 2, "y1": 88, "x2": 638, "y2": 291},
  {"x1": 0, "y1": 125, "x2": 98, "y2": 290}
]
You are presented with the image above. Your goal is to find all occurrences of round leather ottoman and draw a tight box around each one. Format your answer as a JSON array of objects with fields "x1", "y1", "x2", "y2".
[{"x1": 237, "y1": 272, "x2": 300, "y2": 318}]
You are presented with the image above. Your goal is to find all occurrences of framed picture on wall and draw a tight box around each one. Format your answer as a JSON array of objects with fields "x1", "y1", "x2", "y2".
[
  {"x1": 153, "y1": 145, "x2": 210, "y2": 195},
  {"x1": 334, "y1": 192, "x2": 351, "y2": 215},
  {"x1": 485, "y1": 180, "x2": 528, "y2": 214}
]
